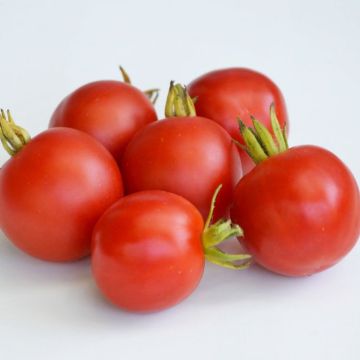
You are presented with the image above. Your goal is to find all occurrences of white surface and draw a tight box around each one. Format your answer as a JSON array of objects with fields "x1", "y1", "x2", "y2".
[{"x1": 0, "y1": 0, "x2": 359, "y2": 359}]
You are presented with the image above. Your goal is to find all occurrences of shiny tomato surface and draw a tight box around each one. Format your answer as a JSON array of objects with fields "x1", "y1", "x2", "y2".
[
  {"x1": 0, "y1": 128, "x2": 123, "y2": 261},
  {"x1": 121, "y1": 116, "x2": 242, "y2": 220},
  {"x1": 92, "y1": 190, "x2": 204, "y2": 312},
  {"x1": 49, "y1": 80, "x2": 157, "y2": 162},
  {"x1": 230, "y1": 145, "x2": 360, "y2": 276},
  {"x1": 188, "y1": 68, "x2": 288, "y2": 174}
]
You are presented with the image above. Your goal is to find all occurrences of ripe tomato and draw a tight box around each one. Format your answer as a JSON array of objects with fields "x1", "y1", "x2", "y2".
[
  {"x1": 188, "y1": 68, "x2": 288, "y2": 174},
  {"x1": 49, "y1": 79, "x2": 157, "y2": 162},
  {"x1": 92, "y1": 188, "x2": 250, "y2": 312},
  {"x1": 0, "y1": 112, "x2": 123, "y2": 261},
  {"x1": 230, "y1": 114, "x2": 360, "y2": 276},
  {"x1": 92, "y1": 190, "x2": 204, "y2": 312},
  {"x1": 121, "y1": 83, "x2": 242, "y2": 220}
]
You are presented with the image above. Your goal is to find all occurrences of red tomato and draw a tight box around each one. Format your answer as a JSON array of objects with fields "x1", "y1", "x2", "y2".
[
  {"x1": 231, "y1": 145, "x2": 360, "y2": 276},
  {"x1": 49, "y1": 80, "x2": 157, "y2": 162},
  {"x1": 188, "y1": 68, "x2": 288, "y2": 174},
  {"x1": 121, "y1": 116, "x2": 242, "y2": 220},
  {"x1": 92, "y1": 190, "x2": 205, "y2": 312},
  {"x1": 0, "y1": 127, "x2": 123, "y2": 262}
]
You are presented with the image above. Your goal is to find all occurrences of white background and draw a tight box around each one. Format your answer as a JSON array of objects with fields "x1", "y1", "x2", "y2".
[{"x1": 1, "y1": 0, "x2": 359, "y2": 359}]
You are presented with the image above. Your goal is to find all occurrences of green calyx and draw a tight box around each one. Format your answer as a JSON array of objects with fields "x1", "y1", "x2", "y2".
[
  {"x1": 119, "y1": 65, "x2": 159, "y2": 105},
  {"x1": 0, "y1": 109, "x2": 30, "y2": 156},
  {"x1": 237, "y1": 104, "x2": 288, "y2": 164},
  {"x1": 201, "y1": 185, "x2": 252, "y2": 270},
  {"x1": 164, "y1": 81, "x2": 196, "y2": 118}
]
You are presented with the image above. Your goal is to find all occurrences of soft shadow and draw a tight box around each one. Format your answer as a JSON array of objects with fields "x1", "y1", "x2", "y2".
[
  {"x1": 0, "y1": 231, "x2": 342, "y2": 330},
  {"x1": 190, "y1": 257, "x2": 340, "y2": 308},
  {"x1": 0, "y1": 232, "x2": 190, "y2": 331},
  {"x1": 0, "y1": 232, "x2": 91, "y2": 289}
]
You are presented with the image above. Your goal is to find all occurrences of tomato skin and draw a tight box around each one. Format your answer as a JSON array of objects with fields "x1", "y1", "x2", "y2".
[
  {"x1": 230, "y1": 146, "x2": 360, "y2": 276},
  {"x1": 188, "y1": 68, "x2": 288, "y2": 174},
  {"x1": 121, "y1": 116, "x2": 242, "y2": 220},
  {"x1": 92, "y1": 190, "x2": 204, "y2": 312},
  {"x1": 0, "y1": 128, "x2": 123, "y2": 262},
  {"x1": 49, "y1": 80, "x2": 157, "y2": 162}
]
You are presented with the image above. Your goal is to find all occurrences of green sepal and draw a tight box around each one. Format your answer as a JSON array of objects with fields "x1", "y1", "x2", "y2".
[
  {"x1": 201, "y1": 184, "x2": 251, "y2": 270},
  {"x1": 251, "y1": 116, "x2": 279, "y2": 156},
  {"x1": 143, "y1": 88, "x2": 160, "y2": 105},
  {"x1": 165, "y1": 82, "x2": 196, "y2": 118},
  {"x1": 0, "y1": 110, "x2": 30, "y2": 156},
  {"x1": 203, "y1": 219, "x2": 243, "y2": 248},
  {"x1": 238, "y1": 119, "x2": 268, "y2": 164},
  {"x1": 119, "y1": 65, "x2": 131, "y2": 84},
  {"x1": 205, "y1": 247, "x2": 252, "y2": 270},
  {"x1": 119, "y1": 65, "x2": 160, "y2": 104},
  {"x1": 237, "y1": 105, "x2": 288, "y2": 165},
  {"x1": 270, "y1": 104, "x2": 287, "y2": 152}
]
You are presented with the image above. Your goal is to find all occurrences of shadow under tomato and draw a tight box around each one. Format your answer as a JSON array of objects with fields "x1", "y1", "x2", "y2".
[
  {"x1": 0, "y1": 231, "x2": 347, "y2": 331},
  {"x1": 0, "y1": 231, "x2": 91, "y2": 289},
  {"x1": 190, "y1": 254, "x2": 344, "y2": 310}
]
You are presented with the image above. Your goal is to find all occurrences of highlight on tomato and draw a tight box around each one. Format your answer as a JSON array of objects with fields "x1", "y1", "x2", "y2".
[
  {"x1": 49, "y1": 67, "x2": 158, "y2": 163},
  {"x1": 188, "y1": 68, "x2": 288, "y2": 174},
  {"x1": 0, "y1": 110, "x2": 123, "y2": 262},
  {"x1": 92, "y1": 186, "x2": 251, "y2": 312},
  {"x1": 121, "y1": 82, "x2": 242, "y2": 221},
  {"x1": 230, "y1": 106, "x2": 360, "y2": 276}
]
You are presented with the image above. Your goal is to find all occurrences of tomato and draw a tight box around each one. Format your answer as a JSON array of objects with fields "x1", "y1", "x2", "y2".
[
  {"x1": 188, "y1": 68, "x2": 288, "y2": 174},
  {"x1": 121, "y1": 83, "x2": 242, "y2": 220},
  {"x1": 92, "y1": 188, "x2": 250, "y2": 312},
  {"x1": 92, "y1": 190, "x2": 204, "y2": 312},
  {"x1": 0, "y1": 112, "x2": 123, "y2": 261},
  {"x1": 230, "y1": 114, "x2": 360, "y2": 276},
  {"x1": 49, "y1": 79, "x2": 157, "y2": 162}
]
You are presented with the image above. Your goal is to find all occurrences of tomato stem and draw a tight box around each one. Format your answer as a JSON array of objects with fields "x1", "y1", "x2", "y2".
[
  {"x1": 119, "y1": 65, "x2": 160, "y2": 105},
  {"x1": 201, "y1": 184, "x2": 251, "y2": 270},
  {"x1": 237, "y1": 104, "x2": 288, "y2": 164},
  {"x1": 165, "y1": 81, "x2": 196, "y2": 117},
  {"x1": 0, "y1": 109, "x2": 30, "y2": 156}
]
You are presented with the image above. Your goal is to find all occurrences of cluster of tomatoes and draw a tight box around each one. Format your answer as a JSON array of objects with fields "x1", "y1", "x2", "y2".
[{"x1": 0, "y1": 67, "x2": 359, "y2": 313}]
